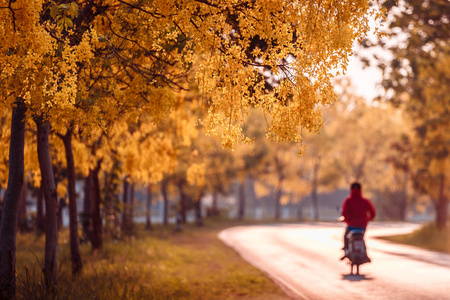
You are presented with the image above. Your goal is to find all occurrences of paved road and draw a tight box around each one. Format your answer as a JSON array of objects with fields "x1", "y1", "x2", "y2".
[{"x1": 218, "y1": 222, "x2": 450, "y2": 300}]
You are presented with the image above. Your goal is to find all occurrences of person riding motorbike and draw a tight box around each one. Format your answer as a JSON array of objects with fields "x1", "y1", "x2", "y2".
[{"x1": 340, "y1": 182, "x2": 376, "y2": 260}]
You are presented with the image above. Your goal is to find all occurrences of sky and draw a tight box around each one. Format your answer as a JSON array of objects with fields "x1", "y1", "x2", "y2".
[
  {"x1": 336, "y1": 6, "x2": 397, "y2": 102},
  {"x1": 342, "y1": 52, "x2": 384, "y2": 101}
]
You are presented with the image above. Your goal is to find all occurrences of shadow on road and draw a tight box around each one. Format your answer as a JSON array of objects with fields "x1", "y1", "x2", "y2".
[{"x1": 341, "y1": 274, "x2": 373, "y2": 282}]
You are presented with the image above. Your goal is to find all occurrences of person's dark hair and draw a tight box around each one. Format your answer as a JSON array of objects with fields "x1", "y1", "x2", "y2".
[{"x1": 350, "y1": 182, "x2": 361, "y2": 190}]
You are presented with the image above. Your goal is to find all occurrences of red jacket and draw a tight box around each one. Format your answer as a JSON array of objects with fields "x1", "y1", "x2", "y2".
[{"x1": 342, "y1": 188, "x2": 376, "y2": 228}]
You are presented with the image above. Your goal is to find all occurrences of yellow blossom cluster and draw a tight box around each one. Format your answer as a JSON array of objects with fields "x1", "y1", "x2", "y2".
[
  {"x1": 0, "y1": 0, "x2": 382, "y2": 191},
  {"x1": 2, "y1": 0, "x2": 380, "y2": 153},
  {"x1": 186, "y1": 162, "x2": 206, "y2": 187},
  {"x1": 181, "y1": 0, "x2": 379, "y2": 152}
]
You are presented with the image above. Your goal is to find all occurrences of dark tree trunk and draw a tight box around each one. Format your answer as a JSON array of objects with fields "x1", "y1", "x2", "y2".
[
  {"x1": 0, "y1": 100, "x2": 26, "y2": 299},
  {"x1": 36, "y1": 117, "x2": 59, "y2": 288},
  {"x1": 91, "y1": 165, "x2": 103, "y2": 251},
  {"x1": 195, "y1": 197, "x2": 203, "y2": 226},
  {"x1": 211, "y1": 191, "x2": 219, "y2": 216},
  {"x1": 18, "y1": 182, "x2": 28, "y2": 233},
  {"x1": 0, "y1": 190, "x2": 3, "y2": 224},
  {"x1": 161, "y1": 180, "x2": 169, "y2": 226},
  {"x1": 436, "y1": 175, "x2": 448, "y2": 230},
  {"x1": 0, "y1": 191, "x2": 3, "y2": 228},
  {"x1": 145, "y1": 185, "x2": 152, "y2": 230},
  {"x1": 237, "y1": 181, "x2": 245, "y2": 221},
  {"x1": 311, "y1": 159, "x2": 320, "y2": 221},
  {"x1": 129, "y1": 182, "x2": 135, "y2": 230},
  {"x1": 82, "y1": 174, "x2": 92, "y2": 243},
  {"x1": 288, "y1": 192, "x2": 294, "y2": 219},
  {"x1": 398, "y1": 171, "x2": 410, "y2": 221},
  {"x1": 58, "y1": 198, "x2": 64, "y2": 230},
  {"x1": 399, "y1": 179, "x2": 408, "y2": 221},
  {"x1": 36, "y1": 182, "x2": 45, "y2": 232},
  {"x1": 61, "y1": 130, "x2": 83, "y2": 275},
  {"x1": 311, "y1": 185, "x2": 318, "y2": 221},
  {"x1": 274, "y1": 180, "x2": 282, "y2": 220},
  {"x1": 121, "y1": 177, "x2": 131, "y2": 232},
  {"x1": 178, "y1": 181, "x2": 187, "y2": 223},
  {"x1": 297, "y1": 200, "x2": 303, "y2": 220}
]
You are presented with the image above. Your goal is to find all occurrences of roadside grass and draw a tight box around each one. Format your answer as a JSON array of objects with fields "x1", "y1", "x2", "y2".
[
  {"x1": 15, "y1": 219, "x2": 290, "y2": 300},
  {"x1": 379, "y1": 223, "x2": 450, "y2": 253}
]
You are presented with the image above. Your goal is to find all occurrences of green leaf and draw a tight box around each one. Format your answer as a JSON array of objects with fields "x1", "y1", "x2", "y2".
[
  {"x1": 50, "y1": 4, "x2": 59, "y2": 19},
  {"x1": 64, "y1": 18, "x2": 73, "y2": 30},
  {"x1": 69, "y1": 2, "x2": 79, "y2": 18}
]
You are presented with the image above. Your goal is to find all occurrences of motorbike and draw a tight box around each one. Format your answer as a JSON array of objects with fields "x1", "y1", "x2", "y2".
[
  {"x1": 337, "y1": 213, "x2": 371, "y2": 275},
  {"x1": 344, "y1": 228, "x2": 371, "y2": 275}
]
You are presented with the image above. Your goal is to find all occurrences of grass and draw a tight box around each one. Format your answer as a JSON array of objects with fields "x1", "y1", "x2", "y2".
[
  {"x1": 379, "y1": 223, "x2": 450, "y2": 253},
  {"x1": 14, "y1": 219, "x2": 290, "y2": 300}
]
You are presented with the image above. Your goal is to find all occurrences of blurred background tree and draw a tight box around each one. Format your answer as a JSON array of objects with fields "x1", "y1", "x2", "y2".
[{"x1": 373, "y1": 0, "x2": 450, "y2": 229}]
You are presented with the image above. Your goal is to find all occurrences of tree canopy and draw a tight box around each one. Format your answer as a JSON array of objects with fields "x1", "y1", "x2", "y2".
[
  {"x1": 0, "y1": 0, "x2": 386, "y2": 297},
  {"x1": 1, "y1": 0, "x2": 384, "y2": 149},
  {"x1": 377, "y1": 0, "x2": 449, "y2": 228}
]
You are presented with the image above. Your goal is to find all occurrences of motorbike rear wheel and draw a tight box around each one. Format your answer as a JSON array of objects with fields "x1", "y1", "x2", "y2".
[{"x1": 351, "y1": 263, "x2": 360, "y2": 275}]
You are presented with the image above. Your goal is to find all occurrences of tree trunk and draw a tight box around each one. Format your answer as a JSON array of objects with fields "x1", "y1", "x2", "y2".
[
  {"x1": 61, "y1": 130, "x2": 83, "y2": 276},
  {"x1": 238, "y1": 181, "x2": 245, "y2": 221},
  {"x1": 311, "y1": 159, "x2": 320, "y2": 221},
  {"x1": 18, "y1": 182, "x2": 28, "y2": 233},
  {"x1": 297, "y1": 200, "x2": 303, "y2": 220},
  {"x1": 82, "y1": 174, "x2": 92, "y2": 243},
  {"x1": 211, "y1": 191, "x2": 219, "y2": 216},
  {"x1": 288, "y1": 192, "x2": 294, "y2": 219},
  {"x1": 311, "y1": 185, "x2": 319, "y2": 221},
  {"x1": 36, "y1": 182, "x2": 45, "y2": 232},
  {"x1": 58, "y1": 198, "x2": 64, "y2": 230},
  {"x1": 129, "y1": 182, "x2": 135, "y2": 230},
  {"x1": 178, "y1": 181, "x2": 187, "y2": 223},
  {"x1": 145, "y1": 185, "x2": 152, "y2": 230},
  {"x1": 399, "y1": 173, "x2": 408, "y2": 221},
  {"x1": 248, "y1": 178, "x2": 257, "y2": 219},
  {"x1": 121, "y1": 177, "x2": 129, "y2": 232},
  {"x1": 399, "y1": 169, "x2": 410, "y2": 221},
  {"x1": 161, "y1": 180, "x2": 169, "y2": 226},
  {"x1": 91, "y1": 165, "x2": 103, "y2": 251},
  {"x1": 274, "y1": 180, "x2": 282, "y2": 220},
  {"x1": 0, "y1": 99, "x2": 26, "y2": 299},
  {"x1": 36, "y1": 117, "x2": 59, "y2": 288},
  {"x1": 0, "y1": 190, "x2": 4, "y2": 225},
  {"x1": 436, "y1": 174, "x2": 448, "y2": 230},
  {"x1": 195, "y1": 197, "x2": 203, "y2": 226}
]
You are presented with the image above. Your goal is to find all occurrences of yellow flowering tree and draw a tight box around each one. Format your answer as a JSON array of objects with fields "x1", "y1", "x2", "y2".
[
  {"x1": 378, "y1": 0, "x2": 449, "y2": 228},
  {"x1": 1, "y1": 0, "x2": 382, "y2": 296},
  {"x1": 0, "y1": 1, "x2": 62, "y2": 294}
]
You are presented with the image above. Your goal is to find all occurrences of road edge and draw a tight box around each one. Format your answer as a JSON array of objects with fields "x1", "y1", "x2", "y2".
[{"x1": 218, "y1": 227, "x2": 310, "y2": 300}]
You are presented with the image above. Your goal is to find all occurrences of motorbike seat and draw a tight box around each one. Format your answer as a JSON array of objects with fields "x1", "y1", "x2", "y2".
[{"x1": 346, "y1": 228, "x2": 365, "y2": 239}]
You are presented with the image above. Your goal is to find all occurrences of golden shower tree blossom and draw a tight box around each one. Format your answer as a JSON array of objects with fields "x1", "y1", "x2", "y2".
[{"x1": 1, "y1": 0, "x2": 383, "y2": 296}]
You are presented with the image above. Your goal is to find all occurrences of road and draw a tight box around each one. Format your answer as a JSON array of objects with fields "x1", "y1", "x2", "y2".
[{"x1": 218, "y1": 222, "x2": 450, "y2": 300}]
